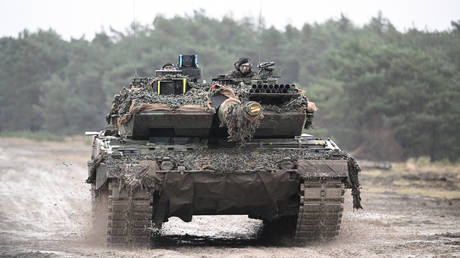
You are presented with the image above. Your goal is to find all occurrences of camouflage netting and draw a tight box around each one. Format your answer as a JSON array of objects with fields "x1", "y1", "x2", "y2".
[
  {"x1": 262, "y1": 95, "x2": 308, "y2": 113},
  {"x1": 210, "y1": 86, "x2": 264, "y2": 143},
  {"x1": 86, "y1": 153, "x2": 104, "y2": 183},
  {"x1": 107, "y1": 79, "x2": 212, "y2": 126},
  {"x1": 223, "y1": 102, "x2": 263, "y2": 143},
  {"x1": 347, "y1": 156, "x2": 363, "y2": 209},
  {"x1": 118, "y1": 160, "x2": 160, "y2": 192},
  {"x1": 107, "y1": 77, "x2": 317, "y2": 129},
  {"x1": 89, "y1": 148, "x2": 361, "y2": 209},
  {"x1": 235, "y1": 85, "x2": 317, "y2": 114},
  {"x1": 212, "y1": 82, "x2": 316, "y2": 112},
  {"x1": 224, "y1": 82, "x2": 251, "y2": 96},
  {"x1": 100, "y1": 149, "x2": 347, "y2": 174}
]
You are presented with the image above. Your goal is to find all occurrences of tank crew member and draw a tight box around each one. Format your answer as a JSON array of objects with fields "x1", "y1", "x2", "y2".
[
  {"x1": 162, "y1": 63, "x2": 177, "y2": 70},
  {"x1": 230, "y1": 57, "x2": 256, "y2": 79}
]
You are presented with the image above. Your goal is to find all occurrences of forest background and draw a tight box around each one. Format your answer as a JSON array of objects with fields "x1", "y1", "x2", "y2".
[{"x1": 1, "y1": 11, "x2": 460, "y2": 161}]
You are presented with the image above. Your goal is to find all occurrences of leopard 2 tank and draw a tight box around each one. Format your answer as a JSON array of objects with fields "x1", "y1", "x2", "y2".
[{"x1": 86, "y1": 55, "x2": 362, "y2": 247}]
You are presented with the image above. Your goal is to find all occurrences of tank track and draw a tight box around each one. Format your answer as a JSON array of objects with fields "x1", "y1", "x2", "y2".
[
  {"x1": 294, "y1": 178, "x2": 345, "y2": 242},
  {"x1": 94, "y1": 178, "x2": 344, "y2": 246},
  {"x1": 106, "y1": 180, "x2": 153, "y2": 247}
]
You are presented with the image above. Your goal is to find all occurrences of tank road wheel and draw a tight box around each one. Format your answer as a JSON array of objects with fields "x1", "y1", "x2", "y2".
[
  {"x1": 107, "y1": 179, "x2": 154, "y2": 247},
  {"x1": 294, "y1": 179, "x2": 345, "y2": 243}
]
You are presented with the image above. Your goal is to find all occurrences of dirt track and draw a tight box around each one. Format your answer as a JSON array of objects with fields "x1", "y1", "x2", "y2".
[{"x1": 0, "y1": 138, "x2": 459, "y2": 257}]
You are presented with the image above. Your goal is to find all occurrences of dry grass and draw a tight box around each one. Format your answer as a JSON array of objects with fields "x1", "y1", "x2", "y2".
[
  {"x1": 361, "y1": 157, "x2": 460, "y2": 200},
  {"x1": 365, "y1": 186, "x2": 460, "y2": 199}
]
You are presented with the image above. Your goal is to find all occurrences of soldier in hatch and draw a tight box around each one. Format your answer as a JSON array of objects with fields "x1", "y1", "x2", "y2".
[
  {"x1": 230, "y1": 57, "x2": 256, "y2": 79},
  {"x1": 162, "y1": 63, "x2": 177, "y2": 70}
]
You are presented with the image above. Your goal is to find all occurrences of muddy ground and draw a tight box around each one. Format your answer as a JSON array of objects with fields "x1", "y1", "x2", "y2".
[{"x1": 0, "y1": 137, "x2": 459, "y2": 257}]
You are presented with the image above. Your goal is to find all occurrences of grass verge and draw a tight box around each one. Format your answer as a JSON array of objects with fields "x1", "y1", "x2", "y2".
[
  {"x1": 0, "y1": 130, "x2": 65, "y2": 142},
  {"x1": 361, "y1": 158, "x2": 460, "y2": 200}
]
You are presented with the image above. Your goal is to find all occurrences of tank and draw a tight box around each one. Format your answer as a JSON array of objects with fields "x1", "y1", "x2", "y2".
[{"x1": 86, "y1": 55, "x2": 362, "y2": 247}]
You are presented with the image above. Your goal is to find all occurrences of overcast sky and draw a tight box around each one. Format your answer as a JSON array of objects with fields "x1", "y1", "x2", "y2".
[{"x1": 1, "y1": 0, "x2": 459, "y2": 40}]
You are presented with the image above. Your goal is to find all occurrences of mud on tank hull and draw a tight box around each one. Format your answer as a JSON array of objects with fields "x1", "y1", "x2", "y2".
[{"x1": 88, "y1": 134, "x2": 359, "y2": 247}]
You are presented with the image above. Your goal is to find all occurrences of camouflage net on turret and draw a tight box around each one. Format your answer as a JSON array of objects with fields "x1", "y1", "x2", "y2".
[
  {"x1": 107, "y1": 81, "x2": 212, "y2": 126},
  {"x1": 107, "y1": 77, "x2": 318, "y2": 138},
  {"x1": 209, "y1": 85, "x2": 264, "y2": 144},
  {"x1": 249, "y1": 89, "x2": 317, "y2": 113},
  {"x1": 222, "y1": 102, "x2": 264, "y2": 143}
]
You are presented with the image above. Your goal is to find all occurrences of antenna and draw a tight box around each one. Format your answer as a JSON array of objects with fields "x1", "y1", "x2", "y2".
[
  {"x1": 132, "y1": 0, "x2": 138, "y2": 77},
  {"x1": 257, "y1": 0, "x2": 263, "y2": 65}
]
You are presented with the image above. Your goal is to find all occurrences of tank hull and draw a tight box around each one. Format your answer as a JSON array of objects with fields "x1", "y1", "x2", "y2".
[{"x1": 89, "y1": 136, "x2": 355, "y2": 246}]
